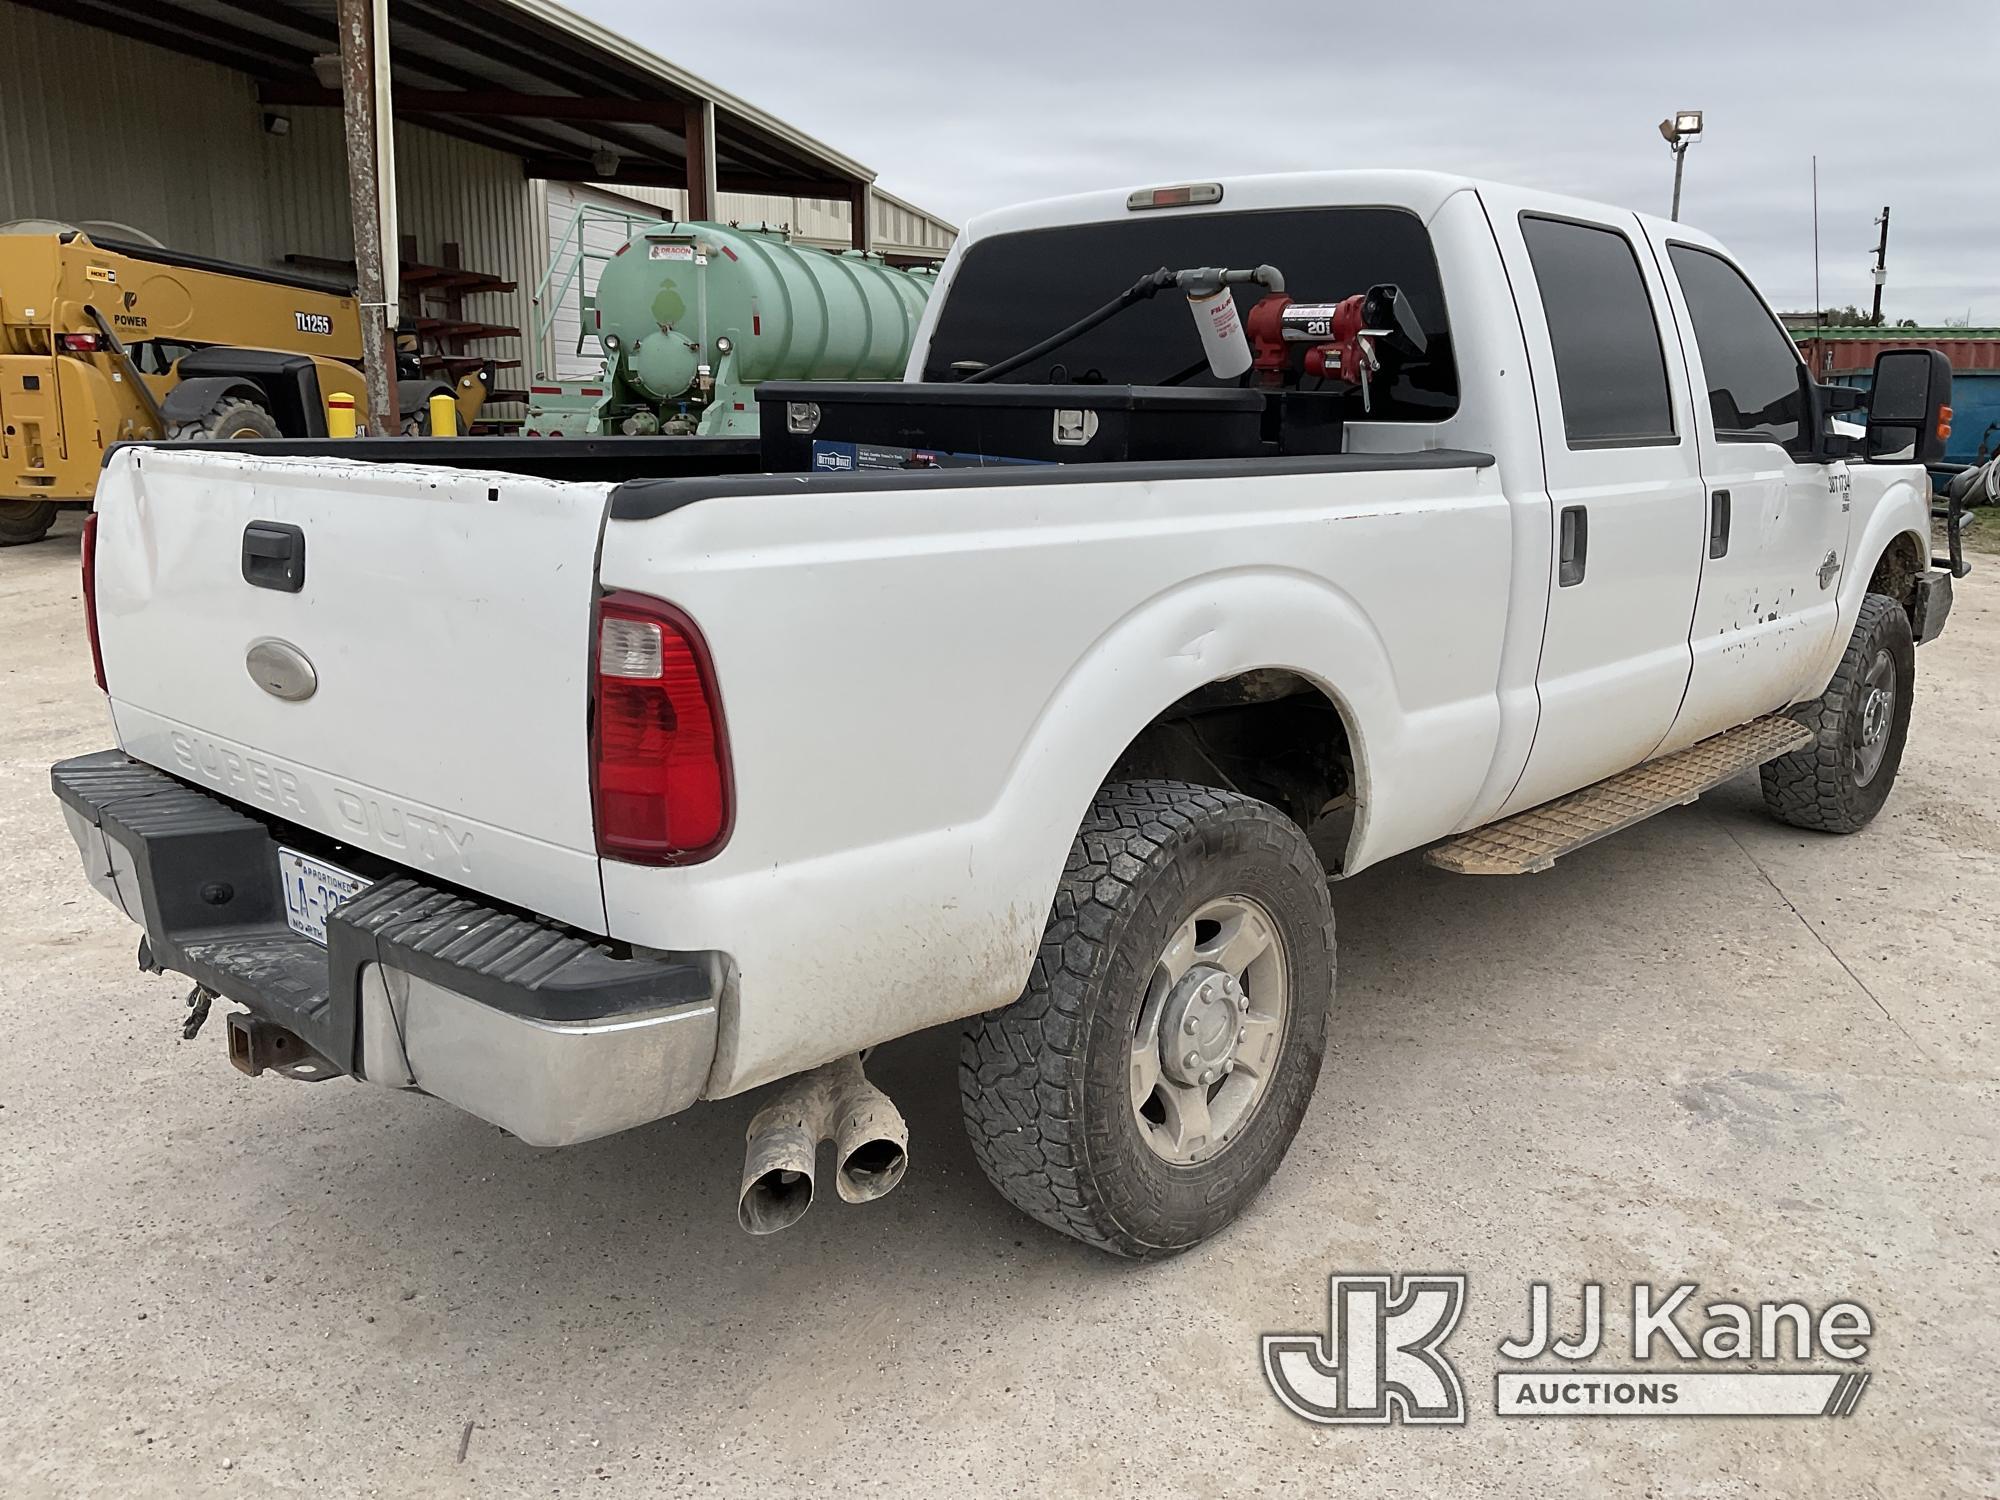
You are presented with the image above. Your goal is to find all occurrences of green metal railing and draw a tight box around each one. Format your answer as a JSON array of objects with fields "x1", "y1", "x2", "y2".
[{"x1": 533, "y1": 200, "x2": 670, "y2": 375}]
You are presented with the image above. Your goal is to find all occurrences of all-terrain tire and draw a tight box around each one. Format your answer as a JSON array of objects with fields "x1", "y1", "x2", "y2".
[
  {"x1": 1761, "y1": 593, "x2": 1915, "y2": 833},
  {"x1": 959, "y1": 780, "x2": 1336, "y2": 1259},
  {"x1": 167, "y1": 398, "x2": 281, "y2": 442},
  {"x1": 0, "y1": 500, "x2": 59, "y2": 546}
]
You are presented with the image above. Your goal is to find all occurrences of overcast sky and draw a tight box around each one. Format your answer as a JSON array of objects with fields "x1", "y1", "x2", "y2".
[{"x1": 571, "y1": 0, "x2": 1997, "y2": 325}]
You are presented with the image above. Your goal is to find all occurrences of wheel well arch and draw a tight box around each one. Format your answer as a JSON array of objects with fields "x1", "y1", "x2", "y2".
[
  {"x1": 157, "y1": 374, "x2": 267, "y2": 426},
  {"x1": 1104, "y1": 668, "x2": 1362, "y2": 872},
  {"x1": 1866, "y1": 529, "x2": 1929, "y2": 628}
]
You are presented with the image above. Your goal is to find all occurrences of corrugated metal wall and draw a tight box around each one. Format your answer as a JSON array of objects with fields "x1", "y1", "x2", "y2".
[
  {"x1": 2, "y1": 4, "x2": 544, "y2": 412},
  {"x1": 265, "y1": 110, "x2": 546, "y2": 407},
  {"x1": 0, "y1": 4, "x2": 268, "y2": 262},
  {"x1": 1796, "y1": 333, "x2": 2000, "y2": 375}
]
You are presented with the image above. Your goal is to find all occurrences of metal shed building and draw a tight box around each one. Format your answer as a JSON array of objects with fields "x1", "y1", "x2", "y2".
[{"x1": 0, "y1": 0, "x2": 956, "y2": 411}]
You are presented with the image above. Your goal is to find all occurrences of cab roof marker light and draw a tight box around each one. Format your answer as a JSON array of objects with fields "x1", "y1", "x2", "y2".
[{"x1": 1127, "y1": 183, "x2": 1223, "y2": 212}]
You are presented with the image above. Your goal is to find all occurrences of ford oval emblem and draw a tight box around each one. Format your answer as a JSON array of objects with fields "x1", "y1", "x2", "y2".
[{"x1": 246, "y1": 638, "x2": 318, "y2": 701}]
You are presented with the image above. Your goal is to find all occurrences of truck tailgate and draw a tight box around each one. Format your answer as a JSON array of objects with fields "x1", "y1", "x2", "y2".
[{"x1": 91, "y1": 447, "x2": 612, "y2": 932}]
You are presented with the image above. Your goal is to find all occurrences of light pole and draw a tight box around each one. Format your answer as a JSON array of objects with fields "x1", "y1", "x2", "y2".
[{"x1": 1658, "y1": 110, "x2": 1704, "y2": 220}]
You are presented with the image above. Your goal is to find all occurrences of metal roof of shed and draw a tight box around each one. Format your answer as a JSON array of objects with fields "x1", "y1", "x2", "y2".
[{"x1": 15, "y1": 0, "x2": 878, "y2": 197}]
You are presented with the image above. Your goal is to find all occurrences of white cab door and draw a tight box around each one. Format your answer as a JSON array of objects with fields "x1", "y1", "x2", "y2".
[
  {"x1": 1479, "y1": 191, "x2": 1708, "y2": 814},
  {"x1": 1646, "y1": 236, "x2": 1849, "y2": 752}
]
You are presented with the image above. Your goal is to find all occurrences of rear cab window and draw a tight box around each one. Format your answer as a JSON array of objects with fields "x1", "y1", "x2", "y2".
[
  {"x1": 922, "y1": 207, "x2": 1459, "y2": 423},
  {"x1": 1519, "y1": 214, "x2": 1676, "y2": 448}
]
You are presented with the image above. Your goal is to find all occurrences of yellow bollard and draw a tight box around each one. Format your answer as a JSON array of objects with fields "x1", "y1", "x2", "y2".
[
  {"x1": 427, "y1": 392, "x2": 458, "y2": 437},
  {"x1": 326, "y1": 392, "x2": 357, "y2": 438}
]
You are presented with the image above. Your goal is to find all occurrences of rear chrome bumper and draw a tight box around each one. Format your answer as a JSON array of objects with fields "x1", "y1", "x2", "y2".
[{"x1": 53, "y1": 750, "x2": 719, "y2": 1146}]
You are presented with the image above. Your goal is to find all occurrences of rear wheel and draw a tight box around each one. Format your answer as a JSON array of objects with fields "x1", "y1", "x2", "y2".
[
  {"x1": 168, "y1": 397, "x2": 280, "y2": 442},
  {"x1": 960, "y1": 781, "x2": 1335, "y2": 1258},
  {"x1": 0, "y1": 500, "x2": 58, "y2": 546},
  {"x1": 1761, "y1": 593, "x2": 1915, "y2": 833}
]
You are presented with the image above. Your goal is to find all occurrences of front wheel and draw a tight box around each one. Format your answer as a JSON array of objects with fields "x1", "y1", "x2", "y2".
[
  {"x1": 960, "y1": 781, "x2": 1335, "y2": 1258},
  {"x1": 1761, "y1": 593, "x2": 1915, "y2": 833},
  {"x1": 168, "y1": 398, "x2": 281, "y2": 442}
]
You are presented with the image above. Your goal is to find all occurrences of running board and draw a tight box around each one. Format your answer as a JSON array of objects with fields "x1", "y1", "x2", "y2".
[{"x1": 1426, "y1": 715, "x2": 1816, "y2": 876}]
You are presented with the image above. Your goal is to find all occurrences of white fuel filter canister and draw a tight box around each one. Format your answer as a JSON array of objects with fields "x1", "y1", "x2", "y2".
[{"x1": 1187, "y1": 286, "x2": 1253, "y2": 379}]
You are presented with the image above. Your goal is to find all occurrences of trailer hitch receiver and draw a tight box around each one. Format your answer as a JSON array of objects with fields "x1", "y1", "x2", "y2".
[{"x1": 225, "y1": 1012, "x2": 340, "y2": 1082}]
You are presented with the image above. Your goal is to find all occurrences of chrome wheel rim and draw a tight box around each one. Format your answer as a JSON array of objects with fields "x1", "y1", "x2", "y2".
[
  {"x1": 1129, "y1": 894, "x2": 1289, "y2": 1164},
  {"x1": 1852, "y1": 647, "x2": 1896, "y2": 788}
]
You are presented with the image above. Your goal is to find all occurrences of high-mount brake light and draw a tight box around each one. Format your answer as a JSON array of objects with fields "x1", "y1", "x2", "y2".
[
  {"x1": 1127, "y1": 182, "x2": 1223, "y2": 212},
  {"x1": 81, "y1": 512, "x2": 106, "y2": 691},
  {"x1": 591, "y1": 591, "x2": 732, "y2": 864}
]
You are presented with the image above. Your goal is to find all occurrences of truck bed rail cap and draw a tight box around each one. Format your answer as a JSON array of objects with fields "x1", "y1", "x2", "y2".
[{"x1": 608, "y1": 448, "x2": 1497, "y2": 522}]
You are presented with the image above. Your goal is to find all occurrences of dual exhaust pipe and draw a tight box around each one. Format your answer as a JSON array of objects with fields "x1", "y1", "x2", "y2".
[{"x1": 737, "y1": 1053, "x2": 909, "y2": 1235}]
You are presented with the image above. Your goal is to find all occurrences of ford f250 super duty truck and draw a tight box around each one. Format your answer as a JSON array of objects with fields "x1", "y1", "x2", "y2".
[{"x1": 54, "y1": 171, "x2": 1961, "y2": 1258}]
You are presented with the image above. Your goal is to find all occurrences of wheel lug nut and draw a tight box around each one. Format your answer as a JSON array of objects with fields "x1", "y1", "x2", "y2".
[
  {"x1": 1237, "y1": 1026, "x2": 1247, "y2": 1043},
  {"x1": 1222, "y1": 1060, "x2": 1235, "y2": 1075},
  {"x1": 1184, "y1": 1015, "x2": 1199, "y2": 1034},
  {"x1": 1182, "y1": 1051, "x2": 1199, "y2": 1071}
]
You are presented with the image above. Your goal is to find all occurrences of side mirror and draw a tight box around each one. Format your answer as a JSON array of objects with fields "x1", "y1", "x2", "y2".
[
  {"x1": 1798, "y1": 366, "x2": 1864, "y2": 461},
  {"x1": 1863, "y1": 348, "x2": 1953, "y2": 464}
]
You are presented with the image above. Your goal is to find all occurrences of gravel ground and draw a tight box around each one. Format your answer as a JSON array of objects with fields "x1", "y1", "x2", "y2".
[{"x1": 3, "y1": 509, "x2": 1995, "y2": 1498}]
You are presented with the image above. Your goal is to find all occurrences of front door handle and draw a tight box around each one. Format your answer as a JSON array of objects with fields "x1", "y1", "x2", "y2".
[
  {"x1": 1709, "y1": 488, "x2": 1731, "y2": 559},
  {"x1": 1558, "y1": 504, "x2": 1588, "y2": 587}
]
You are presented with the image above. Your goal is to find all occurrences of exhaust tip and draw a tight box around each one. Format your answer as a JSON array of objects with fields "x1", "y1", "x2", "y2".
[
  {"x1": 739, "y1": 1166, "x2": 815, "y2": 1235},
  {"x1": 836, "y1": 1138, "x2": 908, "y2": 1204}
]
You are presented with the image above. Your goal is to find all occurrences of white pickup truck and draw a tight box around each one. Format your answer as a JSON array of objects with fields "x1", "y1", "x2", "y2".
[{"x1": 55, "y1": 170, "x2": 1959, "y2": 1258}]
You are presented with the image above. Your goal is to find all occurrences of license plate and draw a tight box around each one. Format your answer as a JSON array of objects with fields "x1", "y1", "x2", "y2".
[{"x1": 278, "y1": 847, "x2": 370, "y2": 945}]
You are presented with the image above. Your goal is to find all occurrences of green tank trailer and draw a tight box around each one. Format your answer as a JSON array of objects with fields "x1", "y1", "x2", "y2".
[{"x1": 527, "y1": 220, "x2": 937, "y2": 438}]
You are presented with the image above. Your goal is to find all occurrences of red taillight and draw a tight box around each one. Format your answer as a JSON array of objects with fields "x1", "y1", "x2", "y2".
[
  {"x1": 591, "y1": 591, "x2": 731, "y2": 863},
  {"x1": 58, "y1": 333, "x2": 101, "y2": 354},
  {"x1": 81, "y1": 511, "x2": 106, "y2": 691}
]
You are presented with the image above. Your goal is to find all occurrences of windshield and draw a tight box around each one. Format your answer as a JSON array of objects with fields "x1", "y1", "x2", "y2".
[{"x1": 923, "y1": 206, "x2": 1458, "y2": 421}]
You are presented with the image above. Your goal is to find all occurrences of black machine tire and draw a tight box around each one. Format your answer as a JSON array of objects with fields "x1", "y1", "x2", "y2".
[
  {"x1": 0, "y1": 500, "x2": 59, "y2": 546},
  {"x1": 960, "y1": 780, "x2": 1335, "y2": 1258},
  {"x1": 168, "y1": 397, "x2": 281, "y2": 443},
  {"x1": 1761, "y1": 593, "x2": 1916, "y2": 834}
]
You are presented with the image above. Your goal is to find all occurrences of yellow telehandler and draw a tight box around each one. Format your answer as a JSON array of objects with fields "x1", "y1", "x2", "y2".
[{"x1": 0, "y1": 225, "x2": 491, "y2": 544}]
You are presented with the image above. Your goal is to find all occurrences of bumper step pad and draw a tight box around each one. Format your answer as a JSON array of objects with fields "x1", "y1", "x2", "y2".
[
  {"x1": 51, "y1": 751, "x2": 708, "y2": 1077},
  {"x1": 1426, "y1": 714, "x2": 1815, "y2": 876}
]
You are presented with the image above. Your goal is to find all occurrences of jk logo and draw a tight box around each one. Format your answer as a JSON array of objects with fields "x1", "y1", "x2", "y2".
[{"x1": 1262, "y1": 1274, "x2": 1468, "y2": 1425}]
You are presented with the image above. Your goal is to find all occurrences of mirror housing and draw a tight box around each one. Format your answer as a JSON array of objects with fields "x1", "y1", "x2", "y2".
[
  {"x1": 1862, "y1": 347, "x2": 1953, "y2": 465},
  {"x1": 1799, "y1": 367, "x2": 1863, "y2": 461}
]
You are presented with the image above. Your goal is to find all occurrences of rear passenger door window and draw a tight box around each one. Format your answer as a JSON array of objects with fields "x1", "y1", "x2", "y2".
[
  {"x1": 1520, "y1": 215, "x2": 1676, "y2": 448},
  {"x1": 1665, "y1": 244, "x2": 1807, "y2": 453}
]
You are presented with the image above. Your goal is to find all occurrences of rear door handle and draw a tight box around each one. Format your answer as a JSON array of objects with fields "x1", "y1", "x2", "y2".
[
  {"x1": 1708, "y1": 488, "x2": 1731, "y2": 559},
  {"x1": 242, "y1": 520, "x2": 306, "y2": 592},
  {"x1": 1558, "y1": 504, "x2": 1588, "y2": 587}
]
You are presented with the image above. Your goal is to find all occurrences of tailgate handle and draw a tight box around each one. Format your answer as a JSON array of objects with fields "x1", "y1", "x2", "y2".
[{"x1": 242, "y1": 521, "x2": 305, "y2": 593}]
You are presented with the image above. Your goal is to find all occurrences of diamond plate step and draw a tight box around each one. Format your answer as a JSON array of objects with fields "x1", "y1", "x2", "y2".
[{"x1": 1426, "y1": 715, "x2": 1816, "y2": 875}]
